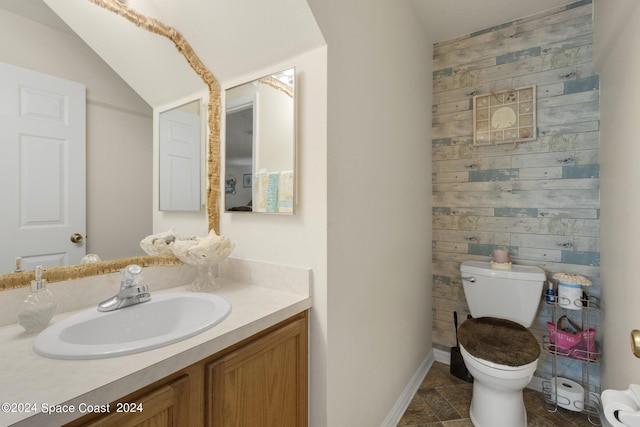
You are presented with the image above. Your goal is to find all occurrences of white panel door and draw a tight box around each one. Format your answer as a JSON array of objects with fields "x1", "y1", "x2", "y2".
[
  {"x1": 159, "y1": 107, "x2": 201, "y2": 211},
  {"x1": 0, "y1": 61, "x2": 86, "y2": 273}
]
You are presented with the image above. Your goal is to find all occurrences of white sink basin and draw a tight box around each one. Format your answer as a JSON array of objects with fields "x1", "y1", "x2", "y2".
[{"x1": 34, "y1": 293, "x2": 231, "y2": 359}]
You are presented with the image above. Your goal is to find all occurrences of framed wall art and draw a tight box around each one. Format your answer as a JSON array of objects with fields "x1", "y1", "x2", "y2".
[
  {"x1": 473, "y1": 85, "x2": 536, "y2": 147},
  {"x1": 243, "y1": 173, "x2": 252, "y2": 188}
]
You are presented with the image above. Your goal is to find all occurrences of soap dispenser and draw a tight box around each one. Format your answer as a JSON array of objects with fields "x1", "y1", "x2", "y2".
[{"x1": 18, "y1": 266, "x2": 56, "y2": 334}]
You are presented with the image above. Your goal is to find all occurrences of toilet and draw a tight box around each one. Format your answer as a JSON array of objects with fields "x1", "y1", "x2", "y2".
[{"x1": 458, "y1": 260, "x2": 546, "y2": 427}]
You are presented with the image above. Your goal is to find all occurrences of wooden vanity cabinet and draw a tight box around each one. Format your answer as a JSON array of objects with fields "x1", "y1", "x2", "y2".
[
  {"x1": 206, "y1": 313, "x2": 308, "y2": 426},
  {"x1": 65, "y1": 312, "x2": 308, "y2": 427},
  {"x1": 65, "y1": 365, "x2": 200, "y2": 427}
]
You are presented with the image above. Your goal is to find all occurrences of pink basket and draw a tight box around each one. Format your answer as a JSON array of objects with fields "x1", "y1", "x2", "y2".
[{"x1": 547, "y1": 315, "x2": 596, "y2": 361}]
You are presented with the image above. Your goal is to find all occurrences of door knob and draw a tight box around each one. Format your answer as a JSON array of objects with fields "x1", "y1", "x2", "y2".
[
  {"x1": 632, "y1": 330, "x2": 640, "y2": 358},
  {"x1": 70, "y1": 233, "x2": 84, "y2": 244}
]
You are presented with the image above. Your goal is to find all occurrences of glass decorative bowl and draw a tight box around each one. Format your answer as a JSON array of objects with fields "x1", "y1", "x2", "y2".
[{"x1": 170, "y1": 230, "x2": 234, "y2": 292}]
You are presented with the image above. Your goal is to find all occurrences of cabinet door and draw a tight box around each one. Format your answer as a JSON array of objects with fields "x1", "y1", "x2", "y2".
[
  {"x1": 73, "y1": 375, "x2": 192, "y2": 427},
  {"x1": 206, "y1": 314, "x2": 308, "y2": 427}
]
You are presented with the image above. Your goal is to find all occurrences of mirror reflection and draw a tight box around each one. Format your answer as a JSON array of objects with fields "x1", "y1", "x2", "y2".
[
  {"x1": 225, "y1": 68, "x2": 295, "y2": 214},
  {"x1": 0, "y1": 0, "x2": 219, "y2": 284},
  {"x1": 159, "y1": 100, "x2": 203, "y2": 212},
  {"x1": 0, "y1": 1, "x2": 154, "y2": 273}
]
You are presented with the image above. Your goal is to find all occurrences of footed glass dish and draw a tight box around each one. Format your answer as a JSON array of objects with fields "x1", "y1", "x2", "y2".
[{"x1": 169, "y1": 230, "x2": 234, "y2": 292}]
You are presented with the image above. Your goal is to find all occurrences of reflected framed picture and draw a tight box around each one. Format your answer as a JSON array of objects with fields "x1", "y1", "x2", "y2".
[
  {"x1": 243, "y1": 173, "x2": 252, "y2": 188},
  {"x1": 473, "y1": 85, "x2": 536, "y2": 147}
]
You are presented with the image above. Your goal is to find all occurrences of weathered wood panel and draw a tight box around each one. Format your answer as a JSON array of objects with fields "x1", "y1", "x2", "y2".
[
  {"x1": 433, "y1": 3, "x2": 593, "y2": 57},
  {"x1": 431, "y1": 0, "x2": 600, "y2": 386}
]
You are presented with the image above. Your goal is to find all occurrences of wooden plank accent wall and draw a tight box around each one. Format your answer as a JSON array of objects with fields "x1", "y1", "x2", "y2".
[{"x1": 432, "y1": 0, "x2": 600, "y2": 384}]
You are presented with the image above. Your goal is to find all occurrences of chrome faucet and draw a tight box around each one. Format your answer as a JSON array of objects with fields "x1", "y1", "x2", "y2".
[{"x1": 97, "y1": 264, "x2": 151, "y2": 312}]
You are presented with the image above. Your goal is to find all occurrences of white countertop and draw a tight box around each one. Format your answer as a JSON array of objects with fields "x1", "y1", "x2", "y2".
[{"x1": 0, "y1": 259, "x2": 311, "y2": 426}]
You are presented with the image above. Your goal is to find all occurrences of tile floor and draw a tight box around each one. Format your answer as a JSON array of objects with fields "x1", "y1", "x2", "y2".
[{"x1": 398, "y1": 362, "x2": 600, "y2": 427}]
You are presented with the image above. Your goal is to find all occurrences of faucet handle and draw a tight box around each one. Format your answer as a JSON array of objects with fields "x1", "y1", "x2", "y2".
[
  {"x1": 121, "y1": 264, "x2": 143, "y2": 287},
  {"x1": 135, "y1": 284, "x2": 151, "y2": 303},
  {"x1": 119, "y1": 283, "x2": 150, "y2": 300}
]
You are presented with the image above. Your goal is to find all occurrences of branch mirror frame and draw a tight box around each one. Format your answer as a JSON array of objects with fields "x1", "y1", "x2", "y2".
[{"x1": 0, "y1": 0, "x2": 221, "y2": 290}]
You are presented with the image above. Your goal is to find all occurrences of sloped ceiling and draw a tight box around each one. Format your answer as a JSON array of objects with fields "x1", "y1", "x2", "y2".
[
  {"x1": 7, "y1": 0, "x2": 581, "y2": 106},
  {"x1": 40, "y1": 0, "x2": 325, "y2": 107}
]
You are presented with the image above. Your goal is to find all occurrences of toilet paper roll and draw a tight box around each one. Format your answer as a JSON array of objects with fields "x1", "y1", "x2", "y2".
[
  {"x1": 557, "y1": 281, "x2": 583, "y2": 310},
  {"x1": 602, "y1": 389, "x2": 640, "y2": 427},
  {"x1": 551, "y1": 377, "x2": 584, "y2": 412}
]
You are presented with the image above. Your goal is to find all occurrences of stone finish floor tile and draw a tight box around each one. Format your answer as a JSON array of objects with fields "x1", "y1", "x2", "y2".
[{"x1": 398, "y1": 362, "x2": 600, "y2": 427}]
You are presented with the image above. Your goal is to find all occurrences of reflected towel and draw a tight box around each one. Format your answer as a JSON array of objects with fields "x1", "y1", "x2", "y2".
[{"x1": 278, "y1": 171, "x2": 294, "y2": 213}]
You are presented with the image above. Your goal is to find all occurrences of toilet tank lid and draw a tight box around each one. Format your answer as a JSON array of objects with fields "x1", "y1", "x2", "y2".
[{"x1": 461, "y1": 260, "x2": 546, "y2": 281}]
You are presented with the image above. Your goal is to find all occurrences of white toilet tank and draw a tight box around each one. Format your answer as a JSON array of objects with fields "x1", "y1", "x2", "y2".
[{"x1": 460, "y1": 260, "x2": 546, "y2": 327}]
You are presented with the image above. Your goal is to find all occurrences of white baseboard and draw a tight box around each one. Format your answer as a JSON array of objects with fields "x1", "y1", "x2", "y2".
[
  {"x1": 381, "y1": 350, "x2": 435, "y2": 427},
  {"x1": 433, "y1": 347, "x2": 450, "y2": 364},
  {"x1": 430, "y1": 347, "x2": 545, "y2": 392}
]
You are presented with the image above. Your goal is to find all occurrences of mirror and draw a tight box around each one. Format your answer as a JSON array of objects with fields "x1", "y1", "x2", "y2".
[
  {"x1": 0, "y1": 1, "x2": 154, "y2": 274},
  {"x1": 225, "y1": 68, "x2": 295, "y2": 214},
  {"x1": 159, "y1": 100, "x2": 203, "y2": 212},
  {"x1": 0, "y1": 0, "x2": 221, "y2": 289}
]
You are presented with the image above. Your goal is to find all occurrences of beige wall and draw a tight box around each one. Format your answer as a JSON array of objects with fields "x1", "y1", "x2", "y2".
[
  {"x1": 0, "y1": 9, "x2": 153, "y2": 261},
  {"x1": 593, "y1": 0, "x2": 640, "y2": 390},
  {"x1": 219, "y1": 0, "x2": 434, "y2": 423},
  {"x1": 87, "y1": 104, "x2": 152, "y2": 260},
  {"x1": 306, "y1": 0, "x2": 433, "y2": 424},
  {"x1": 218, "y1": 46, "x2": 330, "y2": 425}
]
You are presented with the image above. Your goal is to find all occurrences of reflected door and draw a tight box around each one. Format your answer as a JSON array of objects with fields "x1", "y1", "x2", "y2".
[
  {"x1": 159, "y1": 106, "x2": 201, "y2": 211},
  {"x1": 0, "y1": 61, "x2": 86, "y2": 273}
]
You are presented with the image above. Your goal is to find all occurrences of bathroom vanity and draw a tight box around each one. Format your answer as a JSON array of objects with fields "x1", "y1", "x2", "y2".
[
  {"x1": 66, "y1": 311, "x2": 307, "y2": 426},
  {"x1": 0, "y1": 259, "x2": 311, "y2": 426}
]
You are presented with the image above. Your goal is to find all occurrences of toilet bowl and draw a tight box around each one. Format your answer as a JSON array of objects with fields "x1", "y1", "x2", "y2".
[
  {"x1": 458, "y1": 317, "x2": 540, "y2": 427},
  {"x1": 459, "y1": 261, "x2": 546, "y2": 427},
  {"x1": 460, "y1": 342, "x2": 538, "y2": 427}
]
